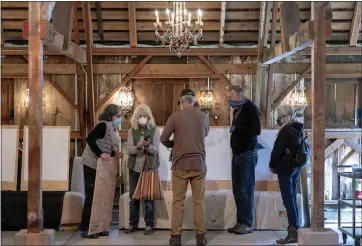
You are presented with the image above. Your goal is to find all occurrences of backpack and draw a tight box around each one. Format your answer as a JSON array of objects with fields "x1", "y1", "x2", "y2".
[{"x1": 288, "y1": 126, "x2": 311, "y2": 168}]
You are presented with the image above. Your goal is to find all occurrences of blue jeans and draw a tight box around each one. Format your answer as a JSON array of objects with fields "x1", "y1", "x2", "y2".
[
  {"x1": 129, "y1": 170, "x2": 155, "y2": 227},
  {"x1": 232, "y1": 150, "x2": 258, "y2": 227},
  {"x1": 278, "y1": 167, "x2": 301, "y2": 228}
]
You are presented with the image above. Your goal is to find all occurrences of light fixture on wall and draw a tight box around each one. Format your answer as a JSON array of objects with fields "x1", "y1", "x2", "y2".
[
  {"x1": 199, "y1": 78, "x2": 214, "y2": 111},
  {"x1": 114, "y1": 87, "x2": 134, "y2": 115},
  {"x1": 154, "y1": 1, "x2": 204, "y2": 57},
  {"x1": 24, "y1": 88, "x2": 47, "y2": 114},
  {"x1": 289, "y1": 86, "x2": 307, "y2": 117}
]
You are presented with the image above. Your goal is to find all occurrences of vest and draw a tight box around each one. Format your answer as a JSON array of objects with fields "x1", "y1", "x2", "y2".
[
  {"x1": 81, "y1": 120, "x2": 120, "y2": 170},
  {"x1": 127, "y1": 127, "x2": 160, "y2": 170}
]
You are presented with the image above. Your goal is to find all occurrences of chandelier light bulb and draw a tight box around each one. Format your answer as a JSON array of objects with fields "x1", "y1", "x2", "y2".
[{"x1": 166, "y1": 8, "x2": 169, "y2": 15}]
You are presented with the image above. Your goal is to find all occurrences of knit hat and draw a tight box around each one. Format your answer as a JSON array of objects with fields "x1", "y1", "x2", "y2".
[{"x1": 277, "y1": 105, "x2": 295, "y2": 119}]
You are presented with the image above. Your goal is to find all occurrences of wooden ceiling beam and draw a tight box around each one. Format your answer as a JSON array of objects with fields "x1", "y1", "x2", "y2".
[
  {"x1": 128, "y1": 2, "x2": 137, "y2": 47},
  {"x1": 51, "y1": 2, "x2": 74, "y2": 49},
  {"x1": 198, "y1": 55, "x2": 232, "y2": 88},
  {"x1": 95, "y1": 2, "x2": 104, "y2": 41},
  {"x1": 349, "y1": 2, "x2": 362, "y2": 47},
  {"x1": 96, "y1": 55, "x2": 152, "y2": 111},
  {"x1": 219, "y1": 2, "x2": 226, "y2": 47}
]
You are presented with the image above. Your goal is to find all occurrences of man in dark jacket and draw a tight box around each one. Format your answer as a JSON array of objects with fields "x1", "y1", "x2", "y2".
[{"x1": 227, "y1": 86, "x2": 261, "y2": 235}]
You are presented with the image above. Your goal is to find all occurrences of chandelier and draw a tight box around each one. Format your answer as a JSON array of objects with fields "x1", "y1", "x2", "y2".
[
  {"x1": 289, "y1": 86, "x2": 307, "y2": 117},
  {"x1": 154, "y1": 2, "x2": 204, "y2": 57},
  {"x1": 199, "y1": 78, "x2": 215, "y2": 111},
  {"x1": 114, "y1": 87, "x2": 134, "y2": 115}
]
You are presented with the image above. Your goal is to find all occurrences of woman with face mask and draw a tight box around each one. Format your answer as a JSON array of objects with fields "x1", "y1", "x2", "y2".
[
  {"x1": 80, "y1": 104, "x2": 123, "y2": 239},
  {"x1": 269, "y1": 105, "x2": 304, "y2": 244},
  {"x1": 125, "y1": 104, "x2": 159, "y2": 235}
]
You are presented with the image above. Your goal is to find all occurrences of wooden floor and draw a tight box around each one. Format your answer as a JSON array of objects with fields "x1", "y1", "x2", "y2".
[{"x1": 0, "y1": 225, "x2": 354, "y2": 245}]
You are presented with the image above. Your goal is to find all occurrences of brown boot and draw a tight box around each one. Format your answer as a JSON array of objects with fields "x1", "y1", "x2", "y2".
[
  {"x1": 276, "y1": 225, "x2": 298, "y2": 244},
  {"x1": 196, "y1": 233, "x2": 207, "y2": 246}
]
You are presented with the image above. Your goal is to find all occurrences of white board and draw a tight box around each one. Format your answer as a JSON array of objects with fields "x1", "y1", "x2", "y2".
[
  {"x1": 1, "y1": 125, "x2": 19, "y2": 190},
  {"x1": 21, "y1": 126, "x2": 70, "y2": 191},
  {"x1": 154, "y1": 127, "x2": 278, "y2": 182}
]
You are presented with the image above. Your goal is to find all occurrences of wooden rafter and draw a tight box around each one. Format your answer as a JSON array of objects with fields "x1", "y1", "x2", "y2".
[
  {"x1": 265, "y1": 1, "x2": 278, "y2": 127},
  {"x1": 82, "y1": 1, "x2": 95, "y2": 128},
  {"x1": 40, "y1": 1, "x2": 55, "y2": 21},
  {"x1": 219, "y1": 2, "x2": 226, "y2": 47},
  {"x1": 198, "y1": 55, "x2": 232, "y2": 88},
  {"x1": 22, "y1": 55, "x2": 77, "y2": 110},
  {"x1": 95, "y1": 2, "x2": 104, "y2": 41},
  {"x1": 349, "y1": 1, "x2": 362, "y2": 47},
  {"x1": 96, "y1": 55, "x2": 152, "y2": 111},
  {"x1": 27, "y1": 1, "x2": 43, "y2": 233},
  {"x1": 272, "y1": 65, "x2": 311, "y2": 110},
  {"x1": 51, "y1": 2, "x2": 73, "y2": 50},
  {"x1": 128, "y1": 2, "x2": 137, "y2": 47}
]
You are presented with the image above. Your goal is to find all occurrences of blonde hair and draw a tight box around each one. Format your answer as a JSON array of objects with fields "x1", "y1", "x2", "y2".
[{"x1": 130, "y1": 104, "x2": 156, "y2": 130}]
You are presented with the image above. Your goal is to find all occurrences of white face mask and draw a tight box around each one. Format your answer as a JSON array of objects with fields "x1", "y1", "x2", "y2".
[{"x1": 138, "y1": 117, "x2": 148, "y2": 126}]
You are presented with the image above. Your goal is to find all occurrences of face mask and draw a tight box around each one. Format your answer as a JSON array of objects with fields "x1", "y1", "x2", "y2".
[
  {"x1": 228, "y1": 99, "x2": 246, "y2": 109},
  {"x1": 114, "y1": 118, "x2": 121, "y2": 127},
  {"x1": 138, "y1": 117, "x2": 147, "y2": 126},
  {"x1": 276, "y1": 119, "x2": 282, "y2": 126}
]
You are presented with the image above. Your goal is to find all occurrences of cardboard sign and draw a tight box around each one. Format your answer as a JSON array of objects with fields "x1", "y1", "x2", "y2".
[{"x1": 88, "y1": 158, "x2": 118, "y2": 235}]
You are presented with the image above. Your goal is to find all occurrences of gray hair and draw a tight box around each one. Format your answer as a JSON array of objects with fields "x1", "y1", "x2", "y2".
[
  {"x1": 181, "y1": 95, "x2": 196, "y2": 105},
  {"x1": 231, "y1": 86, "x2": 245, "y2": 98},
  {"x1": 277, "y1": 104, "x2": 295, "y2": 119},
  {"x1": 98, "y1": 104, "x2": 122, "y2": 121}
]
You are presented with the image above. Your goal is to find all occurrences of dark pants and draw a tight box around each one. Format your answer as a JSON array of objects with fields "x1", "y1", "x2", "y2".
[
  {"x1": 278, "y1": 167, "x2": 301, "y2": 228},
  {"x1": 232, "y1": 150, "x2": 258, "y2": 227},
  {"x1": 80, "y1": 165, "x2": 96, "y2": 231},
  {"x1": 129, "y1": 170, "x2": 155, "y2": 227}
]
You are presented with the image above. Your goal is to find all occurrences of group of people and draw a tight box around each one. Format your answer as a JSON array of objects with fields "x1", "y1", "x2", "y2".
[{"x1": 79, "y1": 86, "x2": 305, "y2": 246}]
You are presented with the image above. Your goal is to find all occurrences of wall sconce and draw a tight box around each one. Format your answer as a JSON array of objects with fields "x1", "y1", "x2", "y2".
[
  {"x1": 114, "y1": 87, "x2": 134, "y2": 115},
  {"x1": 199, "y1": 78, "x2": 214, "y2": 111},
  {"x1": 24, "y1": 88, "x2": 47, "y2": 114}
]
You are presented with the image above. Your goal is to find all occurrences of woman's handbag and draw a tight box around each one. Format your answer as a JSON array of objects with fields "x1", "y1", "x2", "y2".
[{"x1": 132, "y1": 151, "x2": 164, "y2": 200}]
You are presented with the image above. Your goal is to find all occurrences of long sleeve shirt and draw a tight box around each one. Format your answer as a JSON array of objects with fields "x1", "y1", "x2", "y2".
[{"x1": 160, "y1": 107, "x2": 209, "y2": 171}]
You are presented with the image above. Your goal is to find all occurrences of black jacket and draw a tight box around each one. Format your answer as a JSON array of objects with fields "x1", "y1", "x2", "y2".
[
  {"x1": 269, "y1": 122, "x2": 304, "y2": 172},
  {"x1": 230, "y1": 99, "x2": 261, "y2": 154}
]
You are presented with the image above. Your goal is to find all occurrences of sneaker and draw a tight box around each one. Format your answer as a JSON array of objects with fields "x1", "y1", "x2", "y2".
[
  {"x1": 227, "y1": 223, "x2": 241, "y2": 233},
  {"x1": 169, "y1": 235, "x2": 182, "y2": 246},
  {"x1": 80, "y1": 231, "x2": 99, "y2": 239},
  {"x1": 196, "y1": 233, "x2": 207, "y2": 246},
  {"x1": 124, "y1": 225, "x2": 138, "y2": 234},
  {"x1": 234, "y1": 224, "x2": 253, "y2": 235},
  {"x1": 98, "y1": 231, "x2": 109, "y2": 236},
  {"x1": 144, "y1": 226, "x2": 155, "y2": 235}
]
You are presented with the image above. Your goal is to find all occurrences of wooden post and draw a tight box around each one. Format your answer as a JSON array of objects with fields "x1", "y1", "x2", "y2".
[
  {"x1": 219, "y1": 2, "x2": 226, "y2": 47},
  {"x1": 128, "y1": 2, "x2": 137, "y2": 47},
  {"x1": 74, "y1": 3, "x2": 86, "y2": 150},
  {"x1": 254, "y1": 1, "x2": 268, "y2": 110},
  {"x1": 265, "y1": 1, "x2": 278, "y2": 127},
  {"x1": 311, "y1": 1, "x2": 326, "y2": 232},
  {"x1": 27, "y1": 1, "x2": 43, "y2": 233},
  {"x1": 82, "y1": 2, "x2": 95, "y2": 129}
]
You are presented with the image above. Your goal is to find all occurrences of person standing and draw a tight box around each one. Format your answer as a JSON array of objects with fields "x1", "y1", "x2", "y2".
[
  {"x1": 227, "y1": 86, "x2": 261, "y2": 235},
  {"x1": 269, "y1": 105, "x2": 303, "y2": 244},
  {"x1": 160, "y1": 89, "x2": 209, "y2": 246},
  {"x1": 80, "y1": 104, "x2": 123, "y2": 239},
  {"x1": 125, "y1": 104, "x2": 159, "y2": 235}
]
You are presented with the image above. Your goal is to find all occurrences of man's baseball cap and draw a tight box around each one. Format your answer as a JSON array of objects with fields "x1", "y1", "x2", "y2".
[{"x1": 177, "y1": 88, "x2": 196, "y2": 105}]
